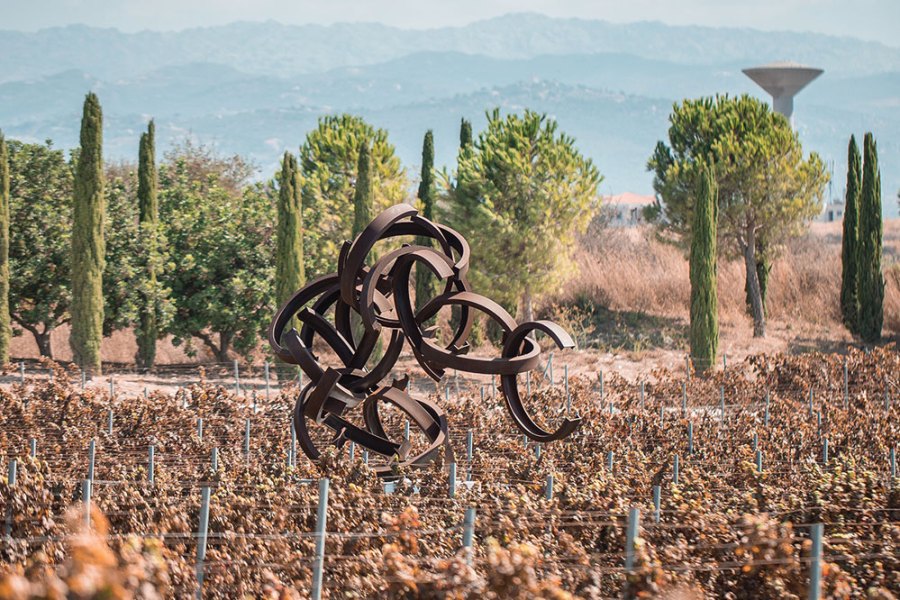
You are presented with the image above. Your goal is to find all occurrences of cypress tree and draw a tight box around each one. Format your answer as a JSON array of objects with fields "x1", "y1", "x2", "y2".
[
  {"x1": 0, "y1": 132, "x2": 10, "y2": 365},
  {"x1": 689, "y1": 167, "x2": 718, "y2": 373},
  {"x1": 415, "y1": 130, "x2": 436, "y2": 312},
  {"x1": 351, "y1": 142, "x2": 372, "y2": 238},
  {"x1": 276, "y1": 151, "x2": 305, "y2": 309},
  {"x1": 136, "y1": 120, "x2": 159, "y2": 369},
  {"x1": 70, "y1": 92, "x2": 105, "y2": 375},
  {"x1": 459, "y1": 118, "x2": 473, "y2": 149},
  {"x1": 840, "y1": 135, "x2": 862, "y2": 333},
  {"x1": 857, "y1": 132, "x2": 883, "y2": 343}
]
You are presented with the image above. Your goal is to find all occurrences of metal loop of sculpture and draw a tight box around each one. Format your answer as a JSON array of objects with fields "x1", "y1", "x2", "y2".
[{"x1": 269, "y1": 204, "x2": 581, "y2": 478}]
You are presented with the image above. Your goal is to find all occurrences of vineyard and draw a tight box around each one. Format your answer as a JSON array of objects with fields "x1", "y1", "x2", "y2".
[{"x1": 1, "y1": 347, "x2": 899, "y2": 599}]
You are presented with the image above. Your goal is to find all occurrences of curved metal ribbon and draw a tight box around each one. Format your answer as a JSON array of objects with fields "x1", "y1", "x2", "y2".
[{"x1": 270, "y1": 205, "x2": 582, "y2": 478}]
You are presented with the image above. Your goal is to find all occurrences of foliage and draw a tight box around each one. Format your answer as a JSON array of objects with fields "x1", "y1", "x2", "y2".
[
  {"x1": 647, "y1": 94, "x2": 828, "y2": 337},
  {"x1": 445, "y1": 109, "x2": 601, "y2": 320},
  {"x1": 70, "y1": 93, "x2": 106, "y2": 374},
  {"x1": 858, "y1": 132, "x2": 883, "y2": 343},
  {"x1": 299, "y1": 114, "x2": 407, "y2": 276},
  {"x1": 351, "y1": 142, "x2": 373, "y2": 239},
  {"x1": 415, "y1": 130, "x2": 437, "y2": 312},
  {"x1": 275, "y1": 151, "x2": 305, "y2": 310},
  {"x1": 101, "y1": 165, "x2": 139, "y2": 338},
  {"x1": 5, "y1": 140, "x2": 72, "y2": 358},
  {"x1": 689, "y1": 167, "x2": 718, "y2": 373},
  {"x1": 159, "y1": 142, "x2": 275, "y2": 361},
  {"x1": 0, "y1": 132, "x2": 9, "y2": 365},
  {"x1": 840, "y1": 136, "x2": 862, "y2": 334},
  {"x1": 135, "y1": 120, "x2": 169, "y2": 369},
  {"x1": 459, "y1": 118, "x2": 473, "y2": 149}
]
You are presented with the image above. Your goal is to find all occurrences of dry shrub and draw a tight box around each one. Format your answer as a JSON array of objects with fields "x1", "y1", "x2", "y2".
[{"x1": 0, "y1": 506, "x2": 172, "y2": 599}]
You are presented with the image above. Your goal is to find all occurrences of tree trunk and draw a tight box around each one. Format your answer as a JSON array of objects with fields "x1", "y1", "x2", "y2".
[
  {"x1": 742, "y1": 239, "x2": 766, "y2": 338},
  {"x1": 35, "y1": 330, "x2": 52, "y2": 358},
  {"x1": 216, "y1": 332, "x2": 232, "y2": 363},
  {"x1": 522, "y1": 285, "x2": 534, "y2": 323}
]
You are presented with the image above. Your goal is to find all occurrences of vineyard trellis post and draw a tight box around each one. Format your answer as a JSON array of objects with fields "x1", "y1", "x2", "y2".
[
  {"x1": 82, "y1": 479, "x2": 92, "y2": 527},
  {"x1": 625, "y1": 507, "x2": 640, "y2": 571},
  {"x1": 148, "y1": 445, "x2": 155, "y2": 485},
  {"x1": 607, "y1": 451, "x2": 614, "y2": 472},
  {"x1": 87, "y1": 439, "x2": 96, "y2": 482},
  {"x1": 545, "y1": 474, "x2": 554, "y2": 500},
  {"x1": 211, "y1": 448, "x2": 218, "y2": 472},
  {"x1": 290, "y1": 421, "x2": 297, "y2": 468},
  {"x1": 19, "y1": 362, "x2": 24, "y2": 384},
  {"x1": 462, "y1": 507, "x2": 476, "y2": 564},
  {"x1": 29, "y1": 438, "x2": 36, "y2": 458},
  {"x1": 196, "y1": 486, "x2": 211, "y2": 600},
  {"x1": 640, "y1": 381, "x2": 645, "y2": 410},
  {"x1": 466, "y1": 430, "x2": 473, "y2": 461},
  {"x1": 687, "y1": 423, "x2": 694, "y2": 454},
  {"x1": 682, "y1": 383, "x2": 687, "y2": 417},
  {"x1": 311, "y1": 478, "x2": 330, "y2": 600},
  {"x1": 449, "y1": 462, "x2": 457, "y2": 498},
  {"x1": 233, "y1": 359, "x2": 240, "y2": 396},
  {"x1": 4, "y1": 458, "x2": 14, "y2": 538},
  {"x1": 673, "y1": 455, "x2": 680, "y2": 484},
  {"x1": 198, "y1": 418, "x2": 203, "y2": 443},
  {"x1": 243, "y1": 418, "x2": 251, "y2": 460},
  {"x1": 107, "y1": 408, "x2": 113, "y2": 435},
  {"x1": 652, "y1": 485, "x2": 661, "y2": 523},
  {"x1": 808, "y1": 523, "x2": 823, "y2": 600},
  {"x1": 756, "y1": 450, "x2": 763, "y2": 473}
]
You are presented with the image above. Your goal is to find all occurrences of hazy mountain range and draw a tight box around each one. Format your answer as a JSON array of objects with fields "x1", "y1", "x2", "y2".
[{"x1": 1, "y1": 13, "x2": 897, "y2": 215}]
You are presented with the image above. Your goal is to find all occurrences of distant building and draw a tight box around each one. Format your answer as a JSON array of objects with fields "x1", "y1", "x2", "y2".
[
  {"x1": 819, "y1": 200, "x2": 845, "y2": 223},
  {"x1": 605, "y1": 193, "x2": 655, "y2": 227}
]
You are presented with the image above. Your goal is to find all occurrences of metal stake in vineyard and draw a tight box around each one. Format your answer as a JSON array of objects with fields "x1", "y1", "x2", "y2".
[
  {"x1": 462, "y1": 507, "x2": 476, "y2": 565},
  {"x1": 624, "y1": 507, "x2": 640, "y2": 570},
  {"x1": 310, "y1": 478, "x2": 330, "y2": 600},
  {"x1": 808, "y1": 523, "x2": 823, "y2": 600},
  {"x1": 195, "y1": 487, "x2": 211, "y2": 600}
]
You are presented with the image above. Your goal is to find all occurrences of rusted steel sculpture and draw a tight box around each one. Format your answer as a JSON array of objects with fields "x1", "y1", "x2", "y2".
[{"x1": 269, "y1": 204, "x2": 580, "y2": 477}]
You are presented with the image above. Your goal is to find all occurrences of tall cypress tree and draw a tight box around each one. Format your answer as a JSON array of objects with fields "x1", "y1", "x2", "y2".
[
  {"x1": 71, "y1": 92, "x2": 105, "y2": 375},
  {"x1": 689, "y1": 167, "x2": 718, "y2": 373},
  {"x1": 858, "y1": 132, "x2": 883, "y2": 343},
  {"x1": 459, "y1": 118, "x2": 473, "y2": 149},
  {"x1": 276, "y1": 151, "x2": 305, "y2": 309},
  {"x1": 0, "y1": 132, "x2": 10, "y2": 365},
  {"x1": 136, "y1": 120, "x2": 159, "y2": 369},
  {"x1": 840, "y1": 135, "x2": 862, "y2": 333},
  {"x1": 352, "y1": 142, "x2": 372, "y2": 238},
  {"x1": 415, "y1": 130, "x2": 436, "y2": 312}
]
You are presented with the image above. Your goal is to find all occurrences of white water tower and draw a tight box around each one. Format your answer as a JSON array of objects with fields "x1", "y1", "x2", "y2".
[{"x1": 743, "y1": 62, "x2": 823, "y2": 126}]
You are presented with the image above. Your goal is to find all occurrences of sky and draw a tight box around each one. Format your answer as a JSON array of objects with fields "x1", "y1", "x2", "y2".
[{"x1": 2, "y1": 0, "x2": 899, "y2": 47}]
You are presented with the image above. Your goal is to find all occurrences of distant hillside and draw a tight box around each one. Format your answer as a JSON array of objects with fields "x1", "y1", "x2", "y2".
[
  {"x1": 0, "y1": 14, "x2": 898, "y2": 215},
  {"x1": 2, "y1": 14, "x2": 900, "y2": 83}
]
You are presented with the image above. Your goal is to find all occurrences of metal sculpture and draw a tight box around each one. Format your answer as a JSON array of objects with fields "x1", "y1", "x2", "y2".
[{"x1": 269, "y1": 204, "x2": 580, "y2": 477}]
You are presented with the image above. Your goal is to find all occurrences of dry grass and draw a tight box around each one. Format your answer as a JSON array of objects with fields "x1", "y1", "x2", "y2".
[{"x1": 563, "y1": 220, "x2": 900, "y2": 338}]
